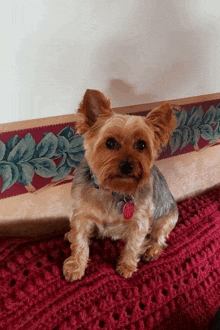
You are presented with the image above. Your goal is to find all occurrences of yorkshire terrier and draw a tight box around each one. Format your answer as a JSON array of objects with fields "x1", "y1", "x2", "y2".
[{"x1": 63, "y1": 89, "x2": 178, "y2": 281}]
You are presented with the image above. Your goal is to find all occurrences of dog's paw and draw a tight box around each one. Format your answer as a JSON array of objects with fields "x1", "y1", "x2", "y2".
[
  {"x1": 142, "y1": 243, "x2": 164, "y2": 262},
  {"x1": 64, "y1": 232, "x2": 69, "y2": 240},
  {"x1": 116, "y1": 262, "x2": 137, "y2": 278},
  {"x1": 63, "y1": 257, "x2": 86, "y2": 282}
]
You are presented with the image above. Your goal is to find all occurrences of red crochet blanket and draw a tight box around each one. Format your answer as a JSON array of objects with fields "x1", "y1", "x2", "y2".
[{"x1": 1, "y1": 187, "x2": 220, "y2": 330}]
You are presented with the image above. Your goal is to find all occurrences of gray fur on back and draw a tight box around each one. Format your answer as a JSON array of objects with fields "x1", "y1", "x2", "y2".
[{"x1": 151, "y1": 165, "x2": 176, "y2": 219}]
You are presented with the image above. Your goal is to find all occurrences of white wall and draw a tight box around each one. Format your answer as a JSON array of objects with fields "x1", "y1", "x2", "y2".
[{"x1": 1, "y1": 0, "x2": 220, "y2": 124}]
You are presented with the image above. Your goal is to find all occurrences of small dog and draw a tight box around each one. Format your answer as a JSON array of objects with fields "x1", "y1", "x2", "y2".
[{"x1": 63, "y1": 89, "x2": 178, "y2": 281}]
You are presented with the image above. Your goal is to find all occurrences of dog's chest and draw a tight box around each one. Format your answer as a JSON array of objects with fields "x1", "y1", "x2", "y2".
[
  {"x1": 92, "y1": 190, "x2": 150, "y2": 239},
  {"x1": 95, "y1": 212, "x2": 130, "y2": 240}
]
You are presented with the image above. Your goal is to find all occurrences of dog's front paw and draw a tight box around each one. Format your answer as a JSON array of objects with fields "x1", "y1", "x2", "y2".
[
  {"x1": 142, "y1": 242, "x2": 164, "y2": 262},
  {"x1": 116, "y1": 262, "x2": 137, "y2": 278},
  {"x1": 63, "y1": 256, "x2": 86, "y2": 282}
]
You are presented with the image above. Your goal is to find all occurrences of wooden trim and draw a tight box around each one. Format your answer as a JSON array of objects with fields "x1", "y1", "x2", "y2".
[
  {"x1": 1, "y1": 92, "x2": 220, "y2": 133},
  {"x1": 114, "y1": 92, "x2": 220, "y2": 114},
  {"x1": 0, "y1": 114, "x2": 78, "y2": 134}
]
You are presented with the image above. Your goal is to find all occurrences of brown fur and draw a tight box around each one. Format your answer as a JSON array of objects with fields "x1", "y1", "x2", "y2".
[{"x1": 63, "y1": 89, "x2": 178, "y2": 281}]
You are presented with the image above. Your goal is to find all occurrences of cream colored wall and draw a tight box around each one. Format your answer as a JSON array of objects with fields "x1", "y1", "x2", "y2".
[
  {"x1": 155, "y1": 144, "x2": 220, "y2": 202},
  {"x1": 1, "y1": 144, "x2": 219, "y2": 236},
  {"x1": 1, "y1": 0, "x2": 220, "y2": 124}
]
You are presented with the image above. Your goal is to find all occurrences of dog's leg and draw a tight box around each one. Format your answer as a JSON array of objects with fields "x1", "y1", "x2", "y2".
[
  {"x1": 63, "y1": 217, "x2": 94, "y2": 282},
  {"x1": 116, "y1": 222, "x2": 148, "y2": 278},
  {"x1": 143, "y1": 207, "x2": 178, "y2": 261}
]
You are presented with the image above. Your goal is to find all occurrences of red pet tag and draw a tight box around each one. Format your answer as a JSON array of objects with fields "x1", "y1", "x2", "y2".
[
  {"x1": 116, "y1": 194, "x2": 135, "y2": 219},
  {"x1": 123, "y1": 202, "x2": 135, "y2": 219}
]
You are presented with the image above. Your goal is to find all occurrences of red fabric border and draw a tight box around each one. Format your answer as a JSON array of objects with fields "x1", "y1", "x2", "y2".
[{"x1": 0, "y1": 122, "x2": 76, "y2": 200}]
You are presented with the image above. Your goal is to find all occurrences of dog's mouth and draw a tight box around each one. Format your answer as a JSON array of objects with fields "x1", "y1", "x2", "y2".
[
  {"x1": 108, "y1": 174, "x2": 140, "y2": 182},
  {"x1": 98, "y1": 161, "x2": 145, "y2": 194},
  {"x1": 101, "y1": 172, "x2": 143, "y2": 195}
]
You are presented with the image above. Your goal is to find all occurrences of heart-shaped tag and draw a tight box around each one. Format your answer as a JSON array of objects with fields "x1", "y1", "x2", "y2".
[{"x1": 123, "y1": 202, "x2": 135, "y2": 219}]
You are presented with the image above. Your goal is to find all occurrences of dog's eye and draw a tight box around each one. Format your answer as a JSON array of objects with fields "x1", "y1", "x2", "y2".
[
  {"x1": 136, "y1": 140, "x2": 147, "y2": 151},
  {"x1": 106, "y1": 138, "x2": 119, "y2": 150}
]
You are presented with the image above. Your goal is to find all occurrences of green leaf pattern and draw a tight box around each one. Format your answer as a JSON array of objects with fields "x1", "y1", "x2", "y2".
[
  {"x1": 169, "y1": 103, "x2": 220, "y2": 154},
  {"x1": 0, "y1": 126, "x2": 84, "y2": 192},
  {"x1": 0, "y1": 161, "x2": 19, "y2": 192}
]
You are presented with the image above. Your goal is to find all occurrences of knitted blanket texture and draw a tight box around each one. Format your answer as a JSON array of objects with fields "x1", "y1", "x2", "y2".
[{"x1": 0, "y1": 187, "x2": 220, "y2": 330}]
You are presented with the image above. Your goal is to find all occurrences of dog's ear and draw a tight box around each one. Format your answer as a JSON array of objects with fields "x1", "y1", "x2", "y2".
[
  {"x1": 146, "y1": 103, "x2": 177, "y2": 152},
  {"x1": 76, "y1": 89, "x2": 112, "y2": 134}
]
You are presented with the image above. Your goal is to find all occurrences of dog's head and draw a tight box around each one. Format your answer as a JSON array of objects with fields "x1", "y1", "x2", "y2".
[{"x1": 76, "y1": 89, "x2": 176, "y2": 195}]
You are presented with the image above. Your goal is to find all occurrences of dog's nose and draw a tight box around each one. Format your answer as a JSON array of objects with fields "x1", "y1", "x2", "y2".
[{"x1": 119, "y1": 161, "x2": 134, "y2": 175}]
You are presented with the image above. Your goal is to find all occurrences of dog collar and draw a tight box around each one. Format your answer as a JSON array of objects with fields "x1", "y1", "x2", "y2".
[{"x1": 89, "y1": 169, "x2": 135, "y2": 219}]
